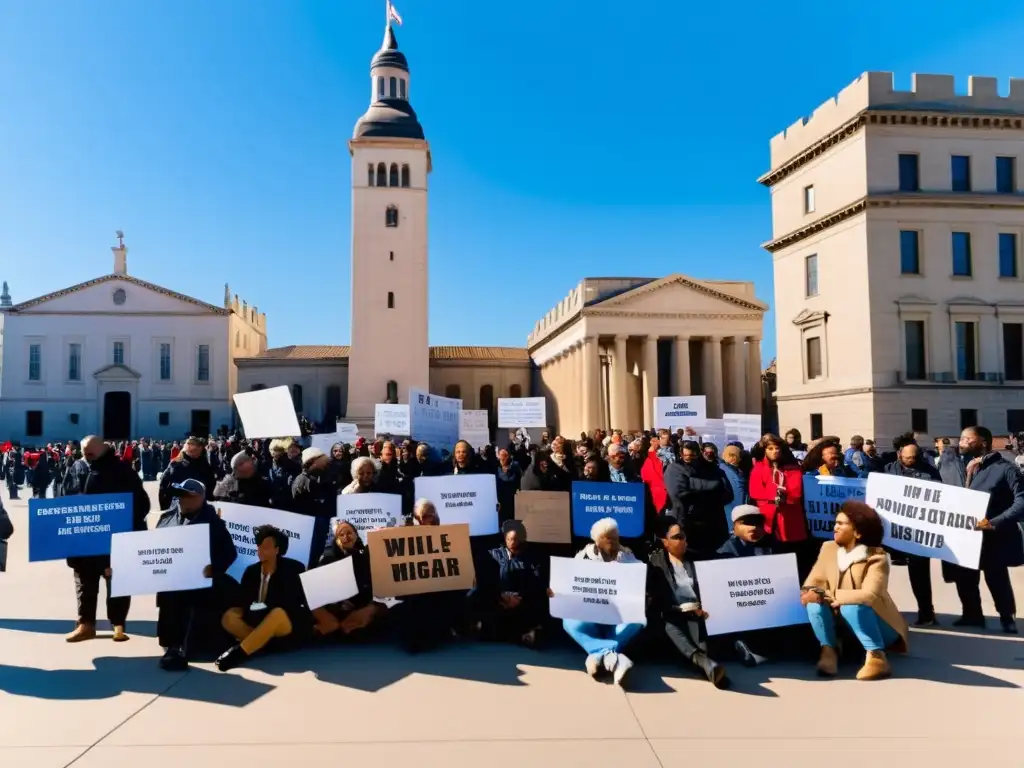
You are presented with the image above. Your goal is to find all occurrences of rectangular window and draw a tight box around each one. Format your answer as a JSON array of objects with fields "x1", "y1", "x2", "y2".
[
  {"x1": 1003, "y1": 323, "x2": 1023, "y2": 381},
  {"x1": 158, "y1": 412, "x2": 170, "y2": 426},
  {"x1": 951, "y1": 155, "x2": 971, "y2": 192},
  {"x1": 1008, "y1": 409, "x2": 1024, "y2": 433},
  {"x1": 952, "y1": 232, "x2": 972, "y2": 276},
  {"x1": 810, "y1": 413, "x2": 823, "y2": 441},
  {"x1": 899, "y1": 230, "x2": 920, "y2": 274},
  {"x1": 960, "y1": 408, "x2": 977, "y2": 431},
  {"x1": 911, "y1": 408, "x2": 929, "y2": 433},
  {"x1": 904, "y1": 320, "x2": 926, "y2": 380},
  {"x1": 955, "y1": 321, "x2": 977, "y2": 380},
  {"x1": 804, "y1": 254, "x2": 818, "y2": 297},
  {"x1": 806, "y1": 336, "x2": 822, "y2": 380},
  {"x1": 113, "y1": 341, "x2": 125, "y2": 365},
  {"x1": 67, "y1": 343, "x2": 82, "y2": 381},
  {"x1": 996, "y1": 156, "x2": 1016, "y2": 194},
  {"x1": 803, "y1": 185, "x2": 815, "y2": 214},
  {"x1": 159, "y1": 343, "x2": 172, "y2": 380},
  {"x1": 28, "y1": 343, "x2": 42, "y2": 381},
  {"x1": 196, "y1": 344, "x2": 210, "y2": 382},
  {"x1": 898, "y1": 154, "x2": 920, "y2": 192},
  {"x1": 999, "y1": 232, "x2": 1018, "y2": 278},
  {"x1": 26, "y1": 411, "x2": 43, "y2": 437}
]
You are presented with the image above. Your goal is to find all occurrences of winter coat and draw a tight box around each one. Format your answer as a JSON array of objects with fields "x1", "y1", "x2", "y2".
[
  {"x1": 749, "y1": 460, "x2": 808, "y2": 542},
  {"x1": 158, "y1": 453, "x2": 216, "y2": 511},
  {"x1": 663, "y1": 459, "x2": 733, "y2": 558},
  {"x1": 316, "y1": 540, "x2": 374, "y2": 609},
  {"x1": 718, "y1": 460, "x2": 748, "y2": 527},
  {"x1": 640, "y1": 452, "x2": 669, "y2": 513},
  {"x1": 495, "y1": 461, "x2": 523, "y2": 523},
  {"x1": 716, "y1": 532, "x2": 779, "y2": 558},
  {"x1": 212, "y1": 472, "x2": 274, "y2": 508}
]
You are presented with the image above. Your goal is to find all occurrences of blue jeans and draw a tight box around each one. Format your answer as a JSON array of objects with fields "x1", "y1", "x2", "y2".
[
  {"x1": 807, "y1": 602, "x2": 899, "y2": 652},
  {"x1": 562, "y1": 620, "x2": 644, "y2": 656}
]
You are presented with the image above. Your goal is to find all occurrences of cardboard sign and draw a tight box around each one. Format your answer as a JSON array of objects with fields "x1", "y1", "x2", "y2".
[
  {"x1": 695, "y1": 553, "x2": 807, "y2": 636},
  {"x1": 514, "y1": 491, "x2": 571, "y2": 544},
  {"x1": 109, "y1": 524, "x2": 212, "y2": 598},
  {"x1": 233, "y1": 386, "x2": 301, "y2": 439},
  {"x1": 367, "y1": 523, "x2": 475, "y2": 598},
  {"x1": 29, "y1": 493, "x2": 133, "y2": 562},
  {"x1": 548, "y1": 557, "x2": 647, "y2": 625}
]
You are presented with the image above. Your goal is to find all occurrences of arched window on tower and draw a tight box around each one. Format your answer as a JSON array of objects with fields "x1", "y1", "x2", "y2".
[
  {"x1": 445, "y1": 384, "x2": 462, "y2": 399},
  {"x1": 325, "y1": 385, "x2": 342, "y2": 423},
  {"x1": 386, "y1": 380, "x2": 398, "y2": 404},
  {"x1": 376, "y1": 163, "x2": 387, "y2": 187},
  {"x1": 389, "y1": 76, "x2": 397, "y2": 98},
  {"x1": 401, "y1": 164, "x2": 410, "y2": 187},
  {"x1": 509, "y1": 384, "x2": 522, "y2": 398},
  {"x1": 377, "y1": 76, "x2": 385, "y2": 99},
  {"x1": 389, "y1": 163, "x2": 399, "y2": 187},
  {"x1": 385, "y1": 205, "x2": 399, "y2": 227},
  {"x1": 367, "y1": 164, "x2": 375, "y2": 186},
  {"x1": 291, "y1": 384, "x2": 303, "y2": 414},
  {"x1": 479, "y1": 385, "x2": 495, "y2": 427},
  {"x1": 387, "y1": 291, "x2": 395, "y2": 309},
  {"x1": 400, "y1": 79, "x2": 407, "y2": 100}
]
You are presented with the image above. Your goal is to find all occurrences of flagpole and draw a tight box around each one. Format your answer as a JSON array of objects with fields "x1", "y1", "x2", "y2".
[{"x1": 385, "y1": 0, "x2": 390, "y2": 28}]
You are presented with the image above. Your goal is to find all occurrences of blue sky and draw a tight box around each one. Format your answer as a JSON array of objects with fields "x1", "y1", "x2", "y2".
[{"x1": 2, "y1": 1, "x2": 1022, "y2": 363}]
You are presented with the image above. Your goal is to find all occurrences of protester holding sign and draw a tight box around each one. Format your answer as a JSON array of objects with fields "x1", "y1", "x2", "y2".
[
  {"x1": 801, "y1": 501, "x2": 909, "y2": 680},
  {"x1": 647, "y1": 515, "x2": 728, "y2": 687},
  {"x1": 938, "y1": 426, "x2": 1024, "y2": 634},
  {"x1": 311, "y1": 520, "x2": 384, "y2": 639},
  {"x1": 153, "y1": 479, "x2": 238, "y2": 671},
  {"x1": 476, "y1": 520, "x2": 547, "y2": 647}
]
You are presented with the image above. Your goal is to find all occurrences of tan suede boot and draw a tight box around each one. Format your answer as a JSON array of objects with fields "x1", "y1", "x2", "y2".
[
  {"x1": 66, "y1": 622, "x2": 97, "y2": 643},
  {"x1": 856, "y1": 651, "x2": 891, "y2": 680},
  {"x1": 111, "y1": 625, "x2": 129, "y2": 642},
  {"x1": 816, "y1": 645, "x2": 838, "y2": 676}
]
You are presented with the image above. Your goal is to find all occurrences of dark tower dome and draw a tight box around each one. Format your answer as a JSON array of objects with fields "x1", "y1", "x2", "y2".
[
  {"x1": 353, "y1": 25, "x2": 425, "y2": 141},
  {"x1": 370, "y1": 26, "x2": 408, "y2": 72}
]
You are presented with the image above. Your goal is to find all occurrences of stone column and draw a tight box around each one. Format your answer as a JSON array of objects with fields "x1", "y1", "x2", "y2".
[
  {"x1": 730, "y1": 337, "x2": 747, "y2": 414},
  {"x1": 642, "y1": 335, "x2": 658, "y2": 428},
  {"x1": 703, "y1": 336, "x2": 724, "y2": 418},
  {"x1": 582, "y1": 337, "x2": 600, "y2": 433},
  {"x1": 611, "y1": 335, "x2": 628, "y2": 430},
  {"x1": 746, "y1": 336, "x2": 762, "y2": 415},
  {"x1": 675, "y1": 335, "x2": 691, "y2": 396}
]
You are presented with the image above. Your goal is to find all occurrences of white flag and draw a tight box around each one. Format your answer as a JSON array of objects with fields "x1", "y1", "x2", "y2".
[{"x1": 387, "y1": 1, "x2": 403, "y2": 25}]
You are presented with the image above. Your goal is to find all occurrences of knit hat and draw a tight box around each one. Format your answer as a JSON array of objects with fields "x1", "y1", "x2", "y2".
[{"x1": 301, "y1": 447, "x2": 326, "y2": 466}]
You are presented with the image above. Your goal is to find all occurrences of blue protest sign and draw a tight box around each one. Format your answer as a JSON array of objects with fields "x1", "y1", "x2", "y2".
[
  {"x1": 408, "y1": 387, "x2": 461, "y2": 450},
  {"x1": 29, "y1": 493, "x2": 133, "y2": 562},
  {"x1": 571, "y1": 481, "x2": 645, "y2": 538}
]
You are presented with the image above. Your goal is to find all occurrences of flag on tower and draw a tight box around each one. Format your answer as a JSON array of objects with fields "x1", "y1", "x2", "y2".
[{"x1": 387, "y1": 1, "x2": 403, "y2": 25}]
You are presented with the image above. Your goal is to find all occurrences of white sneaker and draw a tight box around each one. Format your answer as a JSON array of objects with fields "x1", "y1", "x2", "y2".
[
  {"x1": 613, "y1": 653, "x2": 634, "y2": 686},
  {"x1": 585, "y1": 652, "x2": 603, "y2": 677},
  {"x1": 603, "y1": 651, "x2": 619, "y2": 673}
]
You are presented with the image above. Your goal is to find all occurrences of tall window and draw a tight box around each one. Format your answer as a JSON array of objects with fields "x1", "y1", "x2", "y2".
[
  {"x1": 911, "y1": 408, "x2": 928, "y2": 433},
  {"x1": 804, "y1": 254, "x2": 818, "y2": 297},
  {"x1": 1009, "y1": 409, "x2": 1024, "y2": 433},
  {"x1": 996, "y1": 156, "x2": 1016, "y2": 194},
  {"x1": 401, "y1": 164, "x2": 410, "y2": 187},
  {"x1": 810, "y1": 413, "x2": 823, "y2": 441},
  {"x1": 387, "y1": 291, "x2": 395, "y2": 309},
  {"x1": 26, "y1": 411, "x2": 43, "y2": 437},
  {"x1": 389, "y1": 163, "x2": 399, "y2": 187},
  {"x1": 399, "y1": 78, "x2": 407, "y2": 100},
  {"x1": 509, "y1": 384, "x2": 523, "y2": 398},
  {"x1": 291, "y1": 384, "x2": 303, "y2": 413},
  {"x1": 955, "y1": 321, "x2": 977, "y2": 380},
  {"x1": 951, "y1": 155, "x2": 971, "y2": 192},
  {"x1": 898, "y1": 154, "x2": 920, "y2": 192},
  {"x1": 389, "y1": 76, "x2": 397, "y2": 98},
  {"x1": 386, "y1": 380, "x2": 398, "y2": 403},
  {"x1": 68, "y1": 343, "x2": 82, "y2": 381},
  {"x1": 805, "y1": 336, "x2": 822, "y2": 379},
  {"x1": 803, "y1": 185, "x2": 815, "y2": 214},
  {"x1": 480, "y1": 384, "x2": 495, "y2": 424},
  {"x1": 904, "y1": 320, "x2": 926, "y2": 380},
  {"x1": 445, "y1": 384, "x2": 461, "y2": 399},
  {"x1": 377, "y1": 76, "x2": 385, "y2": 99},
  {"x1": 196, "y1": 344, "x2": 210, "y2": 382},
  {"x1": 952, "y1": 232, "x2": 972, "y2": 276},
  {"x1": 999, "y1": 232, "x2": 1018, "y2": 278},
  {"x1": 899, "y1": 230, "x2": 920, "y2": 274},
  {"x1": 325, "y1": 385, "x2": 342, "y2": 422},
  {"x1": 376, "y1": 163, "x2": 387, "y2": 187},
  {"x1": 1003, "y1": 323, "x2": 1023, "y2": 381},
  {"x1": 28, "y1": 343, "x2": 41, "y2": 381},
  {"x1": 159, "y1": 342, "x2": 172, "y2": 380},
  {"x1": 367, "y1": 164, "x2": 375, "y2": 186},
  {"x1": 960, "y1": 408, "x2": 978, "y2": 431},
  {"x1": 385, "y1": 206, "x2": 399, "y2": 227},
  {"x1": 113, "y1": 341, "x2": 125, "y2": 365}
]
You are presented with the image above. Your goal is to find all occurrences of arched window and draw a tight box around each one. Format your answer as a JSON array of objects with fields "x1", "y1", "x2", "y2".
[
  {"x1": 509, "y1": 384, "x2": 522, "y2": 398},
  {"x1": 291, "y1": 384, "x2": 303, "y2": 413},
  {"x1": 325, "y1": 385, "x2": 342, "y2": 422},
  {"x1": 400, "y1": 79, "x2": 407, "y2": 100},
  {"x1": 480, "y1": 385, "x2": 495, "y2": 427},
  {"x1": 389, "y1": 76, "x2": 397, "y2": 98},
  {"x1": 367, "y1": 163, "x2": 375, "y2": 186},
  {"x1": 376, "y1": 163, "x2": 387, "y2": 187},
  {"x1": 389, "y1": 163, "x2": 399, "y2": 187},
  {"x1": 385, "y1": 205, "x2": 399, "y2": 227},
  {"x1": 401, "y1": 164, "x2": 410, "y2": 187},
  {"x1": 386, "y1": 380, "x2": 398, "y2": 403},
  {"x1": 445, "y1": 384, "x2": 462, "y2": 399},
  {"x1": 377, "y1": 76, "x2": 385, "y2": 99},
  {"x1": 387, "y1": 291, "x2": 395, "y2": 309}
]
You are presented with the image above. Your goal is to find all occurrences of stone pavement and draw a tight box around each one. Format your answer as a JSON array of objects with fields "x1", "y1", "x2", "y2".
[{"x1": 1, "y1": 483, "x2": 1022, "y2": 768}]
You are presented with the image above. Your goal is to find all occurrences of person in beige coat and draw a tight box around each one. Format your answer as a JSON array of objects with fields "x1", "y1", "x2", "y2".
[{"x1": 801, "y1": 500, "x2": 909, "y2": 680}]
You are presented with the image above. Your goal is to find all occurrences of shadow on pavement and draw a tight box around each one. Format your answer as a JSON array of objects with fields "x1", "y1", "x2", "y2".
[{"x1": 0, "y1": 618, "x2": 158, "y2": 638}]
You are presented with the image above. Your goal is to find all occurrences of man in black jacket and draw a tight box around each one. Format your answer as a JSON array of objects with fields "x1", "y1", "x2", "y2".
[
  {"x1": 64, "y1": 436, "x2": 151, "y2": 643},
  {"x1": 663, "y1": 441, "x2": 733, "y2": 559},
  {"x1": 158, "y1": 437, "x2": 216, "y2": 511},
  {"x1": 155, "y1": 478, "x2": 238, "y2": 671},
  {"x1": 213, "y1": 451, "x2": 273, "y2": 508}
]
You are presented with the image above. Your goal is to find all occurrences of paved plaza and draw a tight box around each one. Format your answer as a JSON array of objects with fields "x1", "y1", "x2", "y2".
[{"x1": 1, "y1": 483, "x2": 1022, "y2": 767}]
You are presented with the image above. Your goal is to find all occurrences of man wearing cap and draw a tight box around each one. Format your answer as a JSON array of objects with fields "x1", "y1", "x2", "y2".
[
  {"x1": 291, "y1": 447, "x2": 335, "y2": 566},
  {"x1": 153, "y1": 478, "x2": 238, "y2": 670},
  {"x1": 213, "y1": 451, "x2": 273, "y2": 508},
  {"x1": 716, "y1": 504, "x2": 779, "y2": 559}
]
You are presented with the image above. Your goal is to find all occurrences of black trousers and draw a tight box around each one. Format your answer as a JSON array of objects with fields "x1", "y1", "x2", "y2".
[
  {"x1": 952, "y1": 562, "x2": 1016, "y2": 620},
  {"x1": 73, "y1": 560, "x2": 130, "y2": 625},
  {"x1": 157, "y1": 585, "x2": 232, "y2": 655},
  {"x1": 663, "y1": 611, "x2": 708, "y2": 662},
  {"x1": 907, "y1": 555, "x2": 934, "y2": 614}
]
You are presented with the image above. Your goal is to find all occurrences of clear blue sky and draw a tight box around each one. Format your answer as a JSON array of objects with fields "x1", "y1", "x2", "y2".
[{"x1": 2, "y1": 1, "x2": 1022, "y2": 363}]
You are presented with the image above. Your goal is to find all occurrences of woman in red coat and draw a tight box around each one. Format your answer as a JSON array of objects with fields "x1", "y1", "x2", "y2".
[
  {"x1": 748, "y1": 434, "x2": 807, "y2": 542},
  {"x1": 640, "y1": 441, "x2": 670, "y2": 514}
]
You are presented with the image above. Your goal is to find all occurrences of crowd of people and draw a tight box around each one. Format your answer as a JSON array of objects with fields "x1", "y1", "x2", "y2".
[{"x1": 1, "y1": 421, "x2": 1022, "y2": 689}]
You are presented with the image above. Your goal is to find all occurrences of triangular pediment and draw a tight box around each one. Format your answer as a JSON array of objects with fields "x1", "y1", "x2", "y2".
[
  {"x1": 93, "y1": 363, "x2": 142, "y2": 380},
  {"x1": 10, "y1": 275, "x2": 227, "y2": 315},
  {"x1": 592, "y1": 274, "x2": 767, "y2": 314}
]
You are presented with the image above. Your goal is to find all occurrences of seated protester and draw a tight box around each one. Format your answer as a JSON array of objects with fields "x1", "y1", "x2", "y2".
[
  {"x1": 155, "y1": 479, "x2": 238, "y2": 671},
  {"x1": 311, "y1": 520, "x2": 385, "y2": 639},
  {"x1": 477, "y1": 520, "x2": 547, "y2": 648},
  {"x1": 341, "y1": 456, "x2": 376, "y2": 494},
  {"x1": 0, "y1": 495, "x2": 12, "y2": 573},
  {"x1": 212, "y1": 451, "x2": 273, "y2": 507},
  {"x1": 802, "y1": 438, "x2": 857, "y2": 478},
  {"x1": 216, "y1": 525, "x2": 313, "y2": 672},
  {"x1": 647, "y1": 516, "x2": 728, "y2": 687},
  {"x1": 521, "y1": 450, "x2": 572, "y2": 492},
  {"x1": 801, "y1": 501, "x2": 909, "y2": 680},
  {"x1": 557, "y1": 517, "x2": 644, "y2": 686}
]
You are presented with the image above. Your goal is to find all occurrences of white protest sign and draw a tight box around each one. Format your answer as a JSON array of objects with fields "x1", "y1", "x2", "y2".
[
  {"x1": 375, "y1": 404, "x2": 410, "y2": 435},
  {"x1": 214, "y1": 502, "x2": 317, "y2": 582},
  {"x1": 724, "y1": 413, "x2": 762, "y2": 450},
  {"x1": 109, "y1": 524, "x2": 212, "y2": 598},
  {"x1": 700, "y1": 418, "x2": 727, "y2": 450},
  {"x1": 654, "y1": 396, "x2": 707, "y2": 430},
  {"x1": 413, "y1": 473, "x2": 499, "y2": 536},
  {"x1": 459, "y1": 409, "x2": 490, "y2": 448},
  {"x1": 695, "y1": 553, "x2": 807, "y2": 636},
  {"x1": 311, "y1": 433, "x2": 340, "y2": 455},
  {"x1": 300, "y1": 556, "x2": 360, "y2": 610},
  {"x1": 233, "y1": 386, "x2": 300, "y2": 439},
  {"x1": 332, "y1": 493, "x2": 404, "y2": 541},
  {"x1": 548, "y1": 557, "x2": 647, "y2": 625},
  {"x1": 866, "y1": 472, "x2": 986, "y2": 569},
  {"x1": 802, "y1": 476, "x2": 867, "y2": 540},
  {"x1": 336, "y1": 423, "x2": 359, "y2": 443},
  {"x1": 497, "y1": 397, "x2": 547, "y2": 429}
]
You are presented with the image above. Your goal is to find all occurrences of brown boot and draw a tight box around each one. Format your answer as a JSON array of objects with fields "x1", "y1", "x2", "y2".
[
  {"x1": 111, "y1": 625, "x2": 129, "y2": 642},
  {"x1": 856, "y1": 651, "x2": 891, "y2": 680},
  {"x1": 816, "y1": 645, "x2": 838, "y2": 677},
  {"x1": 66, "y1": 622, "x2": 97, "y2": 643}
]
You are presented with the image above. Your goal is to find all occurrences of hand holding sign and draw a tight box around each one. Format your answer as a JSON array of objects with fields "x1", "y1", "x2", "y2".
[{"x1": 203, "y1": 565, "x2": 213, "y2": 578}]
